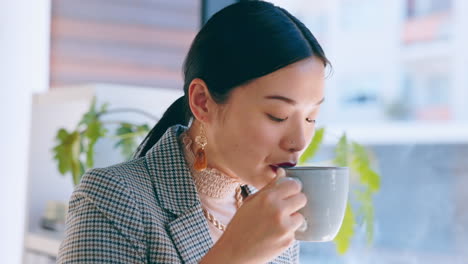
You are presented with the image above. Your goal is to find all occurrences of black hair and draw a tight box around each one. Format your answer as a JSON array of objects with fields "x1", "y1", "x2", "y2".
[{"x1": 134, "y1": 0, "x2": 330, "y2": 158}]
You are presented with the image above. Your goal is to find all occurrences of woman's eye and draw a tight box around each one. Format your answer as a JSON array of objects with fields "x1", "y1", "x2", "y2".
[
  {"x1": 267, "y1": 114, "x2": 288, "y2": 122},
  {"x1": 306, "y1": 118, "x2": 316, "y2": 124}
]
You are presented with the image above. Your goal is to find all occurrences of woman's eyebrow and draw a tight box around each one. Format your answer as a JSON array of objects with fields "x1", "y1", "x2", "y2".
[
  {"x1": 264, "y1": 95, "x2": 296, "y2": 105},
  {"x1": 264, "y1": 95, "x2": 325, "y2": 106}
]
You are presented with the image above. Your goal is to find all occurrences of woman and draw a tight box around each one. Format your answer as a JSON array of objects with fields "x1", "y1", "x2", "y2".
[{"x1": 58, "y1": 1, "x2": 329, "y2": 263}]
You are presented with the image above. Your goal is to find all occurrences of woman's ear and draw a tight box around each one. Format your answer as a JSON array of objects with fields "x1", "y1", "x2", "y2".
[{"x1": 188, "y1": 78, "x2": 215, "y2": 123}]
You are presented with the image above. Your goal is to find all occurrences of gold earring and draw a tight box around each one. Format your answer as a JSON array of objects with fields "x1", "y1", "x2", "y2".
[{"x1": 194, "y1": 124, "x2": 208, "y2": 171}]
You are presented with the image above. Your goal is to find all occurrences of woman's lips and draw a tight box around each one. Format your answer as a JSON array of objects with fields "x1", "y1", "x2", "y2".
[
  {"x1": 276, "y1": 162, "x2": 297, "y2": 168},
  {"x1": 269, "y1": 162, "x2": 297, "y2": 173}
]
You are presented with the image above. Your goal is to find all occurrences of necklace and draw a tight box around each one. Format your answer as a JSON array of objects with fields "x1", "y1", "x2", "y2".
[{"x1": 202, "y1": 185, "x2": 244, "y2": 231}]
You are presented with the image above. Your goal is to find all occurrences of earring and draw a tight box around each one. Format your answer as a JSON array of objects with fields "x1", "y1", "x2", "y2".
[{"x1": 194, "y1": 124, "x2": 208, "y2": 171}]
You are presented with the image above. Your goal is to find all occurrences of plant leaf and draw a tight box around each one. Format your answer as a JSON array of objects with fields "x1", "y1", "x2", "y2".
[
  {"x1": 334, "y1": 133, "x2": 349, "y2": 167},
  {"x1": 351, "y1": 142, "x2": 380, "y2": 191},
  {"x1": 334, "y1": 203, "x2": 355, "y2": 254},
  {"x1": 355, "y1": 189, "x2": 375, "y2": 244},
  {"x1": 115, "y1": 137, "x2": 137, "y2": 160},
  {"x1": 114, "y1": 123, "x2": 141, "y2": 160},
  {"x1": 299, "y1": 127, "x2": 325, "y2": 164},
  {"x1": 52, "y1": 128, "x2": 72, "y2": 175},
  {"x1": 100, "y1": 102, "x2": 109, "y2": 113},
  {"x1": 137, "y1": 124, "x2": 150, "y2": 133},
  {"x1": 78, "y1": 96, "x2": 98, "y2": 127},
  {"x1": 85, "y1": 120, "x2": 107, "y2": 168},
  {"x1": 69, "y1": 131, "x2": 81, "y2": 185},
  {"x1": 350, "y1": 142, "x2": 380, "y2": 247},
  {"x1": 116, "y1": 123, "x2": 133, "y2": 136},
  {"x1": 57, "y1": 128, "x2": 69, "y2": 141}
]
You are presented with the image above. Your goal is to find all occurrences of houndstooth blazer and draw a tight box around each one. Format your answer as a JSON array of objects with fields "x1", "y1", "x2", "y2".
[{"x1": 57, "y1": 125, "x2": 300, "y2": 263}]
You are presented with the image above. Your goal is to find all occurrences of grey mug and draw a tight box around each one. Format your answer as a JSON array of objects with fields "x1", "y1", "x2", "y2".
[{"x1": 284, "y1": 166, "x2": 349, "y2": 242}]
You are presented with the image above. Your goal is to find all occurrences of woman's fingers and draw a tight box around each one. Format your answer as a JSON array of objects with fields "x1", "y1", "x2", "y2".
[
  {"x1": 282, "y1": 192, "x2": 307, "y2": 214},
  {"x1": 290, "y1": 211, "x2": 306, "y2": 231},
  {"x1": 276, "y1": 167, "x2": 286, "y2": 178},
  {"x1": 272, "y1": 177, "x2": 303, "y2": 199},
  {"x1": 258, "y1": 167, "x2": 286, "y2": 193}
]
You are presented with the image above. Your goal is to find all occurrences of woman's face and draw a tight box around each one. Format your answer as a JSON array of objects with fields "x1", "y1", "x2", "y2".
[{"x1": 205, "y1": 57, "x2": 325, "y2": 189}]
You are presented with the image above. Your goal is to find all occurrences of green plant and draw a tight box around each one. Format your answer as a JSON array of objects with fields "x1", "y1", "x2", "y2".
[
  {"x1": 52, "y1": 97, "x2": 156, "y2": 185},
  {"x1": 299, "y1": 127, "x2": 381, "y2": 254}
]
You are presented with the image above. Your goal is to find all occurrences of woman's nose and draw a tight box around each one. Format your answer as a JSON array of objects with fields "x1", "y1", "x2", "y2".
[{"x1": 282, "y1": 130, "x2": 308, "y2": 153}]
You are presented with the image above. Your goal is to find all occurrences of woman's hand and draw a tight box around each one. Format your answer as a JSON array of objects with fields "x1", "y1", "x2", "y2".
[{"x1": 200, "y1": 168, "x2": 307, "y2": 264}]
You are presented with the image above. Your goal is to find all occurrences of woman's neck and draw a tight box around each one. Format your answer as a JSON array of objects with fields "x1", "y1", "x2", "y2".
[
  {"x1": 186, "y1": 124, "x2": 242, "y2": 183},
  {"x1": 181, "y1": 130, "x2": 242, "y2": 198}
]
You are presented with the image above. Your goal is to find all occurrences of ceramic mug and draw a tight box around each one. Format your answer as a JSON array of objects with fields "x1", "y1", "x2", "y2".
[{"x1": 284, "y1": 166, "x2": 349, "y2": 242}]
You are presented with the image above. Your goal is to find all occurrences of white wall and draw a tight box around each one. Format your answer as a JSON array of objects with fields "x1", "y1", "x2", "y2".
[{"x1": 0, "y1": 0, "x2": 51, "y2": 263}]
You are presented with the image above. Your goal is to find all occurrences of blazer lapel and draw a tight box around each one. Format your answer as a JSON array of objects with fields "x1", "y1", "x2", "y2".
[
  {"x1": 145, "y1": 125, "x2": 213, "y2": 263},
  {"x1": 166, "y1": 207, "x2": 213, "y2": 263}
]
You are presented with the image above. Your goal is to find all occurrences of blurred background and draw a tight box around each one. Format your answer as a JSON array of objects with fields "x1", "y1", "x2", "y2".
[{"x1": 1, "y1": 0, "x2": 467, "y2": 263}]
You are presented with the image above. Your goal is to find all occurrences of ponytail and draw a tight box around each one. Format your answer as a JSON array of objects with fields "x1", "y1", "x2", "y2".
[{"x1": 133, "y1": 96, "x2": 188, "y2": 158}]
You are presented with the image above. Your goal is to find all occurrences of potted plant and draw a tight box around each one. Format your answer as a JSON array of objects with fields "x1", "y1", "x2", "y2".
[
  {"x1": 53, "y1": 97, "x2": 381, "y2": 254},
  {"x1": 52, "y1": 97, "x2": 155, "y2": 185}
]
